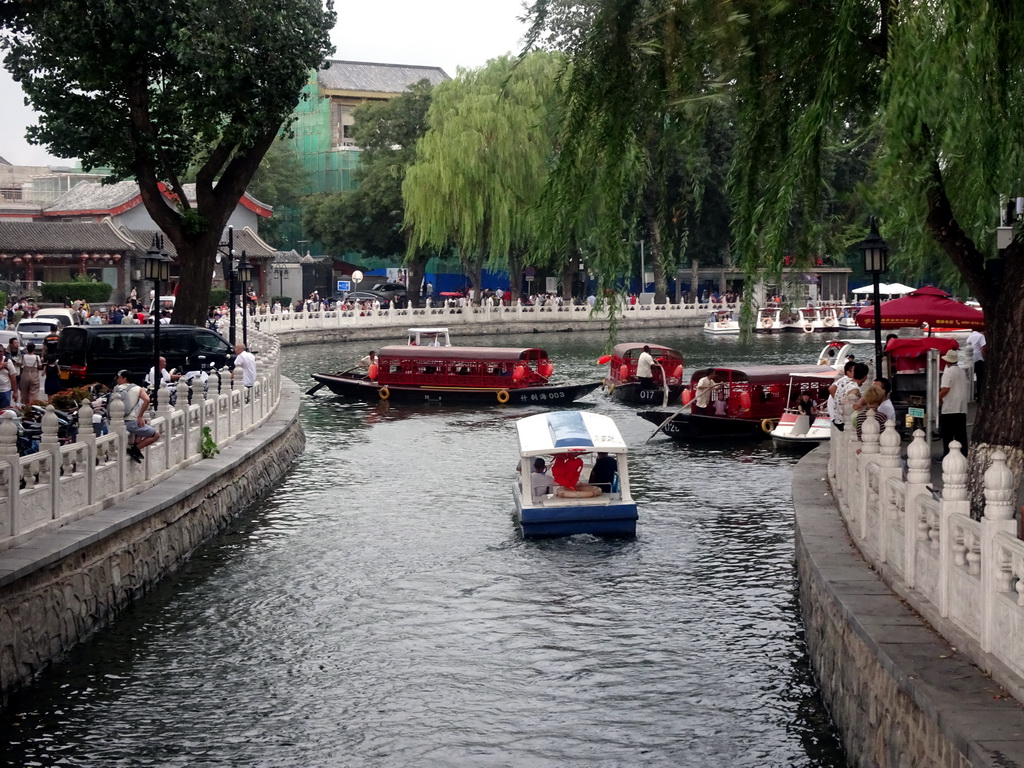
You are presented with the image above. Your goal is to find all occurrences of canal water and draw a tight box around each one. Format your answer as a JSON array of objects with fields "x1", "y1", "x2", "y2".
[{"x1": 1, "y1": 328, "x2": 856, "y2": 767}]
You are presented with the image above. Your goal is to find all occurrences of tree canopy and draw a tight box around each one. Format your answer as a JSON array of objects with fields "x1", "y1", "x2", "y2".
[
  {"x1": 1, "y1": 0, "x2": 335, "y2": 325},
  {"x1": 526, "y1": 0, "x2": 1024, "y2": 506},
  {"x1": 403, "y1": 52, "x2": 565, "y2": 298},
  {"x1": 246, "y1": 139, "x2": 311, "y2": 249}
]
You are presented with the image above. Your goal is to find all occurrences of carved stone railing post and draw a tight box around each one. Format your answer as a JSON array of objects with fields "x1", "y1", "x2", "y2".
[
  {"x1": 938, "y1": 441, "x2": 969, "y2": 617},
  {"x1": 876, "y1": 420, "x2": 903, "y2": 564},
  {"x1": 0, "y1": 415, "x2": 20, "y2": 537},
  {"x1": 108, "y1": 386, "x2": 127, "y2": 491},
  {"x1": 904, "y1": 429, "x2": 931, "y2": 589},
  {"x1": 77, "y1": 398, "x2": 96, "y2": 505},
  {"x1": 853, "y1": 408, "x2": 881, "y2": 539},
  {"x1": 40, "y1": 404, "x2": 60, "y2": 520},
  {"x1": 982, "y1": 450, "x2": 1017, "y2": 653}
]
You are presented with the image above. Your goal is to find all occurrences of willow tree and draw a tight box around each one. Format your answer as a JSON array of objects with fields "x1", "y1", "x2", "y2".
[
  {"x1": 1, "y1": 0, "x2": 335, "y2": 326},
  {"x1": 403, "y1": 52, "x2": 564, "y2": 299},
  {"x1": 530, "y1": 0, "x2": 1024, "y2": 510},
  {"x1": 526, "y1": 0, "x2": 734, "y2": 305}
]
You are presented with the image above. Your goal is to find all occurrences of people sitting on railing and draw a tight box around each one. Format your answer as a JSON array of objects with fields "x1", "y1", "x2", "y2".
[{"x1": 114, "y1": 370, "x2": 160, "y2": 463}]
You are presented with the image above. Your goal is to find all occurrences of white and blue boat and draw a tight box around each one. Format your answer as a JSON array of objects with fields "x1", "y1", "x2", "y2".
[{"x1": 512, "y1": 410, "x2": 638, "y2": 538}]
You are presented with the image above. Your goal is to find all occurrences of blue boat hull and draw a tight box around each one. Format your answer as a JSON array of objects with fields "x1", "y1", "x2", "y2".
[{"x1": 513, "y1": 485, "x2": 638, "y2": 538}]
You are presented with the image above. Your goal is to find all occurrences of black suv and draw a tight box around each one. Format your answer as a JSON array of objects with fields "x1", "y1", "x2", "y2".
[{"x1": 56, "y1": 325, "x2": 234, "y2": 387}]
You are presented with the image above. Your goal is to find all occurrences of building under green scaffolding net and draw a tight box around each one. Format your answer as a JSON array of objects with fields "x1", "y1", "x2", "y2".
[{"x1": 278, "y1": 61, "x2": 450, "y2": 254}]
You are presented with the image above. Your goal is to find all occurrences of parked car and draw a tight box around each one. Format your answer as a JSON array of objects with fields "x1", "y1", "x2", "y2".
[
  {"x1": 336, "y1": 291, "x2": 390, "y2": 305},
  {"x1": 369, "y1": 282, "x2": 408, "y2": 303},
  {"x1": 34, "y1": 308, "x2": 83, "y2": 329},
  {"x1": 16, "y1": 319, "x2": 61, "y2": 346},
  {"x1": 56, "y1": 325, "x2": 234, "y2": 387}
]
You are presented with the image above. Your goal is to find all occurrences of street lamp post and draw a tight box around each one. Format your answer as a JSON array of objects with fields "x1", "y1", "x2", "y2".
[
  {"x1": 237, "y1": 251, "x2": 252, "y2": 348},
  {"x1": 144, "y1": 234, "x2": 172, "y2": 408},
  {"x1": 217, "y1": 227, "x2": 237, "y2": 347},
  {"x1": 859, "y1": 217, "x2": 889, "y2": 377}
]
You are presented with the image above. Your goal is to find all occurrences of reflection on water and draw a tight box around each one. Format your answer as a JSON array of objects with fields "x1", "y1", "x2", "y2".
[{"x1": 0, "y1": 328, "x2": 853, "y2": 767}]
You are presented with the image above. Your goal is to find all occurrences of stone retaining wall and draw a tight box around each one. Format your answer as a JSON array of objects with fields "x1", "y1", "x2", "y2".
[
  {"x1": 795, "y1": 448, "x2": 1024, "y2": 768},
  {"x1": 0, "y1": 383, "x2": 304, "y2": 706}
]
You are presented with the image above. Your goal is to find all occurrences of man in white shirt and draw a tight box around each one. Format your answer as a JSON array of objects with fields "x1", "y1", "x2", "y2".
[
  {"x1": 965, "y1": 329, "x2": 986, "y2": 402},
  {"x1": 232, "y1": 343, "x2": 257, "y2": 393},
  {"x1": 694, "y1": 371, "x2": 722, "y2": 411},
  {"x1": 145, "y1": 356, "x2": 179, "y2": 389},
  {"x1": 530, "y1": 457, "x2": 553, "y2": 500},
  {"x1": 635, "y1": 345, "x2": 658, "y2": 387},
  {"x1": 938, "y1": 349, "x2": 969, "y2": 457}
]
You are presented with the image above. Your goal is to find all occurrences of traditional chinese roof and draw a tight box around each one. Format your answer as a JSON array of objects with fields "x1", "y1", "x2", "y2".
[
  {"x1": 118, "y1": 226, "x2": 277, "y2": 260},
  {"x1": 0, "y1": 219, "x2": 134, "y2": 255},
  {"x1": 44, "y1": 181, "x2": 272, "y2": 218},
  {"x1": 318, "y1": 60, "x2": 449, "y2": 95}
]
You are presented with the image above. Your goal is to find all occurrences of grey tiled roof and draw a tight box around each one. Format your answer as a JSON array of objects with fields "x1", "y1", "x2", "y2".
[
  {"x1": 119, "y1": 226, "x2": 277, "y2": 260},
  {"x1": 318, "y1": 60, "x2": 450, "y2": 94},
  {"x1": 45, "y1": 180, "x2": 139, "y2": 213},
  {"x1": 0, "y1": 220, "x2": 135, "y2": 254},
  {"x1": 45, "y1": 181, "x2": 271, "y2": 215}
]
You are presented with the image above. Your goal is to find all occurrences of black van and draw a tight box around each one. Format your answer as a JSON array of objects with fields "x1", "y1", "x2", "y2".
[{"x1": 56, "y1": 325, "x2": 234, "y2": 387}]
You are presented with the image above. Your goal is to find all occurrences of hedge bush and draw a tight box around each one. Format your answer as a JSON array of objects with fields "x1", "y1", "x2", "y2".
[
  {"x1": 271, "y1": 295, "x2": 291, "y2": 306},
  {"x1": 209, "y1": 288, "x2": 230, "y2": 306},
  {"x1": 40, "y1": 281, "x2": 113, "y2": 303}
]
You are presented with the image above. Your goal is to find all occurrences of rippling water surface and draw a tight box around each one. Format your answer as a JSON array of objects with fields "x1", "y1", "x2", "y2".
[{"x1": 1, "y1": 328, "x2": 857, "y2": 767}]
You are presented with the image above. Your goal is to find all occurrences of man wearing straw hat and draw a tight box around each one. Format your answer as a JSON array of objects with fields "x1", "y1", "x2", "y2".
[{"x1": 938, "y1": 349, "x2": 969, "y2": 458}]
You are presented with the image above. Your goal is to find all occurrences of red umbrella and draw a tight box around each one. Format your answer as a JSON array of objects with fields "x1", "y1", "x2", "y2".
[{"x1": 854, "y1": 286, "x2": 984, "y2": 331}]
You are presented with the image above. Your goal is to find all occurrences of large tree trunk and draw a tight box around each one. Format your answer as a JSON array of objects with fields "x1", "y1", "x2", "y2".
[
  {"x1": 643, "y1": 204, "x2": 668, "y2": 304},
  {"x1": 921, "y1": 155, "x2": 1024, "y2": 519},
  {"x1": 966, "y1": 255, "x2": 1024, "y2": 518},
  {"x1": 507, "y1": 250, "x2": 523, "y2": 302},
  {"x1": 172, "y1": 232, "x2": 223, "y2": 330},
  {"x1": 405, "y1": 251, "x2": 429, "y2": 309}
]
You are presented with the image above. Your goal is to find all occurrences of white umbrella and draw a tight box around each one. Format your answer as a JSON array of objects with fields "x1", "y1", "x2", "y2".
[{"x1": 851, "y1": 282, "x2": 917, "y2": 297}]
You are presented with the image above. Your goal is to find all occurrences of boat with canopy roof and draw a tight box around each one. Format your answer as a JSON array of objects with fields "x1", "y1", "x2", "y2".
[
  {"x1": 311, "y1": 344, "x2": 601, "y2": 405},
  {"x1": 512, "y1": 410, "x2": 638, "y2": 538}
]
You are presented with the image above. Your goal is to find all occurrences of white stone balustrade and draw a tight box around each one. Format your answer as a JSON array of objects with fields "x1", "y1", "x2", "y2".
[
  {"x1": 829, "y1": 423, "x2": 1024, "y2": 700},
  {"x1": 225, "y1": 299, "x2": 738, "y2": 336},
  {"x1": 0, "y1": 328, "x2": 283, "y2": 552}
]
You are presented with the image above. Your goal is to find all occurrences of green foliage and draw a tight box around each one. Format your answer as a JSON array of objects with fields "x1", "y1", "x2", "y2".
[
  {"x1": 403, "y1": 53, "x2": 565, "y2": 293},
  {"x1": 0, "y1": 0, "x2": 336, "y2": 326},
  {"x1": 248, "y1": 138, "x2": 311, "y2": 248},
  {"x1": 200, "y1": 426, "x2": 220, "y2": 459},
  {"x1": 209, "y1": 288, "x2": 230, "y2": 307},
  {"x1": 40, "y1": 281, "x2": 113, "y2": 303},
  {"x1": 271, "y1": 296, "x2": 291, "y2": 306}
]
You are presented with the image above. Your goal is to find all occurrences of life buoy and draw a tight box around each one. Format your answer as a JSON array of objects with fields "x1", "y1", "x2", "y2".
[
  {"x1": 497, "y1": 389, "x2": 510, "y2": 404},
  {"x1": 824, "y1": 317, "x2": 836, "y2": 327},
  {"x1": 761, "y1": 318, "x2": 773, "y2": 329},
  {"x1": 378, "y1": 386, "x2": 390, "y2": 400},
  {"x1": 803, "y1": 323, "x2": 814, "y2": 333},
  {"x1": 607, "y1": 382, "x2": 615, "y2": 395},
  {"x1": 761, "y1": 418, "x2": 778, "y2": 434}
]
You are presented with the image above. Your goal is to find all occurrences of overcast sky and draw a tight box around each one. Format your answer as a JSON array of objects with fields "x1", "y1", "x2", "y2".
[{"x1": 0, "y1": 0, "x2": 532, "y2": 167}]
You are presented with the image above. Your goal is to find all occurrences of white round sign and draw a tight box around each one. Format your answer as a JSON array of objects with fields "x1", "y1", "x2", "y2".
[{"x1": 352, "y1": 270, "x2": 363, "y2": 283}]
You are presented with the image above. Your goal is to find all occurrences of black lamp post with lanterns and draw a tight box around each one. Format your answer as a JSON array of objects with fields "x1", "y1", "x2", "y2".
[
  {"x1": 860, "y1": 217, "x2": 889, "y2": 377},
  {"x1": 144, "y1": 234, "x2": 172, "y2": 407},
  {"x1": 237, "y1": 250, "x2": 253, "y2": 348}
]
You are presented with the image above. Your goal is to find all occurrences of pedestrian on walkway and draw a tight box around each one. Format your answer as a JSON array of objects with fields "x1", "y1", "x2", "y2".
[{"x1": 938, "y1": 349, "x2": 969, "y2": 457}]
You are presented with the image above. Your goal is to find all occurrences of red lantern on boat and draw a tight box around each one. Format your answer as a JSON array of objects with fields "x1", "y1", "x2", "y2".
[
  {"x1": 673, "y1": 364, "x2": 684, "y2": 380},
  {"x1": 737, "y1": 390, "x2": 752, "y2": 411},
  {"x1": 681, "y1": 388, "x2": 694, "y2": 405},
  {"x1": 619, "y1": 364, "x2": 629, "y2": 380},
  {"x1": 597, "y1": 354, "x2": 612, "y2": 365},
  {"x1": 512, "y1": 364, "x2": 527, "y2": 382},
  {"x1": 368, "y1": 363, "x2": 379, "y2": 381},
  {"x1": 538, "y1": 361, "x2": 554, "y2": 378}
]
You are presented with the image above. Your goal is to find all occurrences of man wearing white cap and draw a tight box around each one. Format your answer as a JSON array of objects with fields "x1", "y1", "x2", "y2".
[{"x1": 938, "y1": 349, "x2": 969, "y2": 457}]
